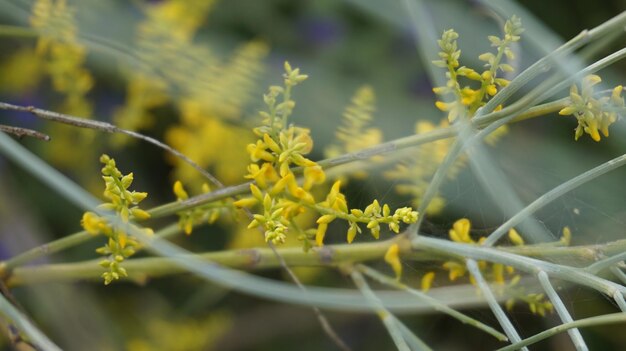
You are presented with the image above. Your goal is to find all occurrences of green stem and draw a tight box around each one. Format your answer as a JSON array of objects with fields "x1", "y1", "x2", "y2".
[
  {"x1": 7, "y1": 237, "x2": 407, "y2": 286},
  {"x1": 496, "y1": 313, "x2": 626, "y2": 351},
  {"x1": 537, "y1": 271, "x2": 588, "y2": 351},
  {"x1": 1, "y1": 223, "x2": 181, "y2": 274},
  {"x1": 466, "y1": 259, "x2": 526, "y2": 350},
  {"x1": 357, "y1": 264, "x2": 509, "y2": 341},
  {"x1": 0, "y1": 292, "x2": 61, "y2": 351},
  {"x1": 8, "y1": 235, "x2": 626, "y2": 287},
  {"x1": 349, "y1": 268, "x2": 416, "y2": 351},
  {"x1": 484, "y1": 151, "x2": 626, "y2": 246}
]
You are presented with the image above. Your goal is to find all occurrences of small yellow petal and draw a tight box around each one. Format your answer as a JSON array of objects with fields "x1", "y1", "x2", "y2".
[
  {"x1": 508, "y1": 228, "x2": 524, "y2": 246},
  {"x1": 435, "y1": 101, "x2": 449, "y2": 111},
  {"x1": 561, "y1": 226, "x2": 571, "y2": 245},
  {"x1": 316, "y1": 214, "x2": 336, "y2": 224},
  {"x1": 315, "y1": 223, "x2": 328, "y2": 246},
  {"x1": 347, "y1": 224, "x2": 358, "y2": 243},
  {"x1": 384, "y1": 244, "x2": 402, "y2": 280},
  {"x1": 173, "y1": 181, "x2": 188, "y2": 200},
  {"x1": 421, "y1": 272, "x2": 436, "y2": 292}
]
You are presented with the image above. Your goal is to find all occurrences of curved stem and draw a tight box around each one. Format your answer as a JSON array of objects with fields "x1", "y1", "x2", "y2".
[
  {"x1": 496, "y1": 313, "x2": 626, "y2": 351},
  {"x1": 357, "y1": 264, "x2": 509, "y2": 341},
  {"x1": 466, "y1": 259, "x2": 526, "y2": 350},
  {"x1": 484, "y1": 152, "x2": 626, "y2": 246},
  {"x1": 0, "y1": 292, "x2": 61, "y2": 351},
  {"x1": 537, "y1": 271, "x2": 588, "y2": 351}
]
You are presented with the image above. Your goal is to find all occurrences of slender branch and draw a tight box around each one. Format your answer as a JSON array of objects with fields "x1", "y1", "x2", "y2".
[
  {"x1": 356, "y1": 264, "x2": 509, "y2": 341},
  {"x1": 537, "y1": 271, "x2": 588, "y2": 351},
  {"x1": 610, "y1": 266, "x2": 626, "y2": 286},
  {"x1": 0, "y1": 291, "x2": 61, "y2": 351},
  {"x1": 1, "y1": 222, "x2": 181, "y2": 273},
  {"x1": 8, "y1": 233, "x2": 626, "y2": 287},
  {"x1": 0, "y1": 101, "x2": 222, "y2": 187},
  {"x1": 349, "y1": 268, "x2": 415, "y2": 351},
  {"x1": 0, "y1": 125, "x2": 50, "y2": 141},
  {"x1": 496, "y1": 313, "x2": 626, "y2": 351},
  {"x1": 612, "y1": 290, "x2": 626, "y2": 313},
  {"x1": 6, "y1": 237, "x2": 408, "y2": 286},
  {"x1": 586, "y1": 251, "x2": 626, "y2": 274},
  {"x1": 466, "y1": 259, "x2": 526, "y2": 350},
  {"x1": 484, "y1": 152, "x2": 626, "y2": 246}
]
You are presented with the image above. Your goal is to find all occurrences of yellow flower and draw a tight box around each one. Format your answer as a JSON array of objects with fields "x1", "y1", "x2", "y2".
[
  {"x1": 421, "y1": 272, "x2": 436, "y2": 292},
  {"x1": 449, "y1": 218, "x2": 472, "y2": 243},
  {"x1": 508, "y1": 228, "x2": 524, "y2": 246},
  {"x1": 384, "y1": 243, "x2": 402, "y2": 280},
  {"x1": 303, "y1": 166, "x2": 326, "y2": 190},
  {"x1": 173, "y1": 180, "x2": 189, "y2": 200},
  {"x1": 315, "y1": 223, "x2": 328, "y2": 246},
  {"x1": 247, "y1": 140, "x2": 275, "y2": 162},
  {"x1": 81, "y1": 212, "x2": 106, "y2": 235}
]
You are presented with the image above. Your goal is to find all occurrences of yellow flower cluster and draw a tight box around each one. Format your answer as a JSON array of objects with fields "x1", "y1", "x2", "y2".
[
  {"x1": 81, "y1": 155, "x2": 153, "y2": 284},
  {"x1": 558, "y1": 75, "x2": 624, "y2": 142},
  {"x1": 384, "y1": 18, "x2": 520, "y2": 216},
  {"x1": 235, "y1": 63, "x2": 418, "y2": 248},
  {"x1": 433, "y1": 16, "x2": 523, "y2": 121},
  {"x1": 173, "y1": 181, "x2": 227, "y2": 235}
]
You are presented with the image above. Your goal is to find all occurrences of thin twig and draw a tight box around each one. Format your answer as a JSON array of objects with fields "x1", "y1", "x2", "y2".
[
  {"x1": 356, "y1": 264, "x2": 509, "y2": 341},
  {"x1": 0, "y1": 124, "x2": 50, "y2": 141},
  {"x1": 537, "y1": 271, "x2": 588, "y2": 351},
  {"x1": 484, "y1": 152, "x2": 626, "y2": 246},
  {"x1": 612, "y1": 290, "x2": 626, "y2": 313},
  {"x1": 610, "y1": 266, "x2": 626, "y2": 286},
  {"x1": 466, "y1": 259, "x2": 527, "y2": 350},
  {"x1": 8, "y1": 232, "x2": 626, "y2": 287},
  {"x1": 0, "y1": 289, "x2": 61, "y2": 351},
  {"x1": 586, "y1": 251, "x2": 626, "y2": 274},
  {"x1": 496, "y1": 313, "x2": 626, "y2": 351},
  {"x1": 349, "y1": 268, "x2": 420, "y2": 351},
  {"x1": 0, "y1": 101, "x2": 222, "y2": 187}
]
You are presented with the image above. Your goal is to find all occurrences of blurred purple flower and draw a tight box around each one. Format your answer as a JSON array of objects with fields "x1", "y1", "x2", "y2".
[{"x1": 298, "y1": 16, "x2": 344, "y2": 48}]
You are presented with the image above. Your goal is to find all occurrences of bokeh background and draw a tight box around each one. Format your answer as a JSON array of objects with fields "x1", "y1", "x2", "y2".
[{"x1": 0, "y1": 0, "x2": 625, "y2": 350}]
